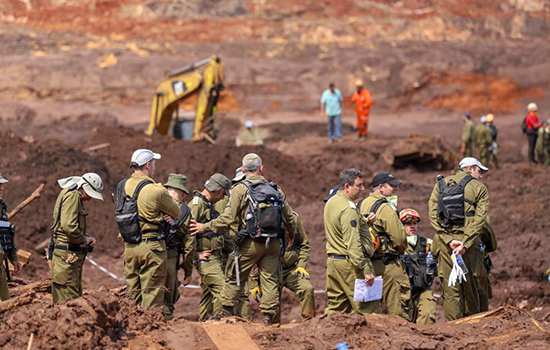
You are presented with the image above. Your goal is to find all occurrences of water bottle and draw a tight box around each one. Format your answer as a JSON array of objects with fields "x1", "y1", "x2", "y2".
[
  {"x1": 426, "y1": 252, "x2": 435, "y2": 275},
  {"x1": 478, "y1": 244, "x2": 484, "y2": 253},
  {"x1": 455, "y1": 252, "x2": 469, "y2": 274},
  {"x1": 336, "y1": 342, "x2": 348, "y2": 350},
  {"x1": 246, "y1": 210, "x2": 253, "y2": 221}
]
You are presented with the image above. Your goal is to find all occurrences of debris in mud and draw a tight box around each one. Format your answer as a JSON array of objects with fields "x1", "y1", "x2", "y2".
[
  {"x1": 0, "y1": 280, "x2": 166, "y2": 350},
  {"x1": 252, "y1": 306, "x2": 550, "y2": 350},
  {"x1": 382, "y1": 135, "x2": 458, "y2": 170}
]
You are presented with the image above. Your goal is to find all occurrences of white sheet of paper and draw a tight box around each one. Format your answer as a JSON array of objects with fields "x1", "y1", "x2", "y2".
[{"x1": 354, "y1": 277, "x2": 383, "y2": 302}]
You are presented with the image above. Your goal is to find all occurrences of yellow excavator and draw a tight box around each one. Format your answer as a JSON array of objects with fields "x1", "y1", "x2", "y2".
[{"x1": 146, "y1": 55, "x2": 224, "y2": 142}]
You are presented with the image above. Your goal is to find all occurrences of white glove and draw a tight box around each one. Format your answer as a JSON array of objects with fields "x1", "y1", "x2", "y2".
[{"x1": 448, "y1": 252, "x2": 467, "y2": 287}]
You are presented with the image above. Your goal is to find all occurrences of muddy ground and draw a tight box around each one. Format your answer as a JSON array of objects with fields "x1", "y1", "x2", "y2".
[{"x1": 0, "y1": 0, "x2": 549, "y2": 349}]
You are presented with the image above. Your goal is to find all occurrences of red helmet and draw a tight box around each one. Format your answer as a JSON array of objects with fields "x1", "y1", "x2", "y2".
[{"x1": 400, "y1": 208, "x2": 420, "y2": 223}]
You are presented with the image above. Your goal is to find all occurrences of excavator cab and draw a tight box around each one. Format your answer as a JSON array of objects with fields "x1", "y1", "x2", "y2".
[{"x1": 146, "y1": 55, "x2": 224, "y2": 142}]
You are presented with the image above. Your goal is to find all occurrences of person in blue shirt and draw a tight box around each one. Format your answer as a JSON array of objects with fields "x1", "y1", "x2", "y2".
[{"x1": 320, "y1": 83, "x2": 343, "y2": 143}]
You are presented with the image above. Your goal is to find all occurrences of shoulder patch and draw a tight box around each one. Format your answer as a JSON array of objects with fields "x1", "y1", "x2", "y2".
[
  {"x1": 351, "y1": 219, "x2": 357, "y2": 228},
  {"x1": 348, "y1": 201, "x2": 356, "y2": 209},
  {"x1": 191, "y1": 197, "x2": 199, "y2": 205}
]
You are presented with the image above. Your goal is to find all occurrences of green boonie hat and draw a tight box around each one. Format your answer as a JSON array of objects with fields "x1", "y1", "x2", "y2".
[
  {"x1": 0, "y1": 173, "x2": 8, "y2": 184},
  {"x1": 205, "y1": 173, "x2": 231, "y2": 196},
  {"x1": 164, "y1": 173, "x2": 189, "y2": 194}
]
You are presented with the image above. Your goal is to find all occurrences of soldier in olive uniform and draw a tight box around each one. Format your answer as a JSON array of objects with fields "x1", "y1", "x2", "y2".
[
  {"x1": 399, "y1": 209, "x2": 437, "y2": 325},
  {"x1": 51, "y1": 173, "x2": 104, "y2": 304},
  {"x1": 0, "y1": 174, "x2": 21, "y2": 300},
  {"x1": 190, "y1": 153, "x2": 297, "y2": 325},
  {"x1": 122, "y1": 149, "x2": 181, "y2": 308},
  {"x1": 428, "y1": 157, "x2": 489, "y2": 321},
  {"x1": 461, "y1": 113, "x2": 475, "y2": 157},
  {"x1": 217, "y1": 167, "x2": 251, "y2": 319},
  {"x1": 325, "y1": 169, "x2": 379, "y2": 315},
  {"x1": 486, "y1": 114, "x2": 501, "y2": 169},
  {"x1": 190, "y1": 173, "x2": 231, "y2": 321},
  {"x1": 252, "y1": 212, "x2": 316, "y2": 321},
  {"x1": 535, "y1": 119, "x2": 550, "y2": 165},
  {"x1": 474, "y1": 116, "x2": 492, "y2": 166},
  {"x1": 479, "y1": 215, "x2": 497, "y2": 312},
  {"x1": 359, "y1": 172, "x2": 411, "y2": 321},
  {"x1": 163, "y1": 174, "x2": 194, "y2": 320}
]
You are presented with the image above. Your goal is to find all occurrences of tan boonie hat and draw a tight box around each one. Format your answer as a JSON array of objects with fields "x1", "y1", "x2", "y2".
[
  {"x1": 164, "y1": 173, "x2": 189, "y2": 194},
  {"x1": 81, "y1": 173, "x2": 104, "y2": 201},
  {"x1": 0, "y1": 174, "x2": 8, "y2": 184},
  {"x1": 204, "y1": 173, "x2": 231, "y2": 196}
]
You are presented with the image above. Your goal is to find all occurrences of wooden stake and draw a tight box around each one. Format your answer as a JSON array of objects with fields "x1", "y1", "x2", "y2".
[{"x1": 7, "y1": 183, "x2": 45, "y2": 220}]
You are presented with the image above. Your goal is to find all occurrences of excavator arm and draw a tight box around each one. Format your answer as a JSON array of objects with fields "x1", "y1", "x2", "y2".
[{"x1": 146, "y1": 55, "x2": 224, "y2": 141}]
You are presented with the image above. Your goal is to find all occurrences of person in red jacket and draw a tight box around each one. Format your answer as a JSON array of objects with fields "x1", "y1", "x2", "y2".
[
  {"x1": 351, "y1": 80, "x2": 372, "y2": 140},
  {"x1": 525, "y1": 102, "x2": 542, "y2": 163}
]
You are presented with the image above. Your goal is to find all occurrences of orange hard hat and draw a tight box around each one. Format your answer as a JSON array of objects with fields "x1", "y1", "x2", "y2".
[{"x1": 400, "y1": 208, "x2": 420, "y2": 223}]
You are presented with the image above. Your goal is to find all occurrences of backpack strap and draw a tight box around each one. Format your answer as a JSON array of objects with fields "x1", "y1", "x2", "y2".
[
  {"x1": 458, "y1": 175, "x2": 476, "y2": 208},
  {"x1": 173, "y1": 203, "x2": 191, "y2": 228},
  {"x1": 128, "y1": 180, "x2": 158, "y2": 231},
  {"x1": 415, "y1": 236, "x2": 428, "y2": 255}
]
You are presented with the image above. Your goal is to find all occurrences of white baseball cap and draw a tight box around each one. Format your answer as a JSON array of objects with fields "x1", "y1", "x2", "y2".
[
  {"x1": 0, "y1": 173, "x2": 8, "y2": 184},
  {"x1": 459, "y1": 157, "x2": 488, "y2": 172},
  {"x1": 131, "y1": 149, "x2": 161, "y2": 166}
]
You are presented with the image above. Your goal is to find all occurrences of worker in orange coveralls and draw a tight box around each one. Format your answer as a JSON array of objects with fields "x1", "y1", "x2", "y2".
[{"x1": 351, "y1": 80, "x2": 372, "y2": 140}]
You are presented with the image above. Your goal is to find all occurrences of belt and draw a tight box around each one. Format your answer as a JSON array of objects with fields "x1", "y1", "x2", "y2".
[
  {"x1": 54, "y1": 244, "x2": 86, "y2": 253},
  {"x1": 142, "y1": 237, "x2": 160, "y2": 243},
  {"x1": 328, "y1": 254, "x2": 348, "y2": 260}
]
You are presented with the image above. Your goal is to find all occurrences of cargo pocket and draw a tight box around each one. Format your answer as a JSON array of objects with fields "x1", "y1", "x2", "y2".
[
  {"x1": 397, "y1": 279, "x2": 413, "y2": 321},
  {"x1": 51, "y1": 250, "x2": 78, "y2": 286}
]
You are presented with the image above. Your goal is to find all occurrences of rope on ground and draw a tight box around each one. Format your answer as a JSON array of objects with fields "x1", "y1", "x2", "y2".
[{"x1": 85, "y1": 257, "x2": 327, "y2": 293}]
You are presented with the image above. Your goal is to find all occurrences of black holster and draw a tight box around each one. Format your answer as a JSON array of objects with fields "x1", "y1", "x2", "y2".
[{"x1": 484, "y1": 255, "x2": 493, "y2": 272}]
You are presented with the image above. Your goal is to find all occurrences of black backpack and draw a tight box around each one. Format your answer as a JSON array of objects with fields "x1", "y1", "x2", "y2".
[
  {"x1": 242, "y1": 180, "x2": 283, "y2": 240},
  {"x1": 166, "y1": 203, "x2": 191, "y2": 244},
  {"x1": 521, "y1": 116, "x2": 528, "y2": 134},
  {"x1": 115, "y1": 179, "x2": 152, "y2": 244},
  {"x1": 436, "y1": 174, "x2": 475, "y2": 228}
]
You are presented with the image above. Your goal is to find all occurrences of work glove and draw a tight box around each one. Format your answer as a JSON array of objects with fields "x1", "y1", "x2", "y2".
[
  {"x1": 250, "y1": 286, "x2": 262, "y2": 302},
  {"x1": 294, "y1": 267, "x2": 310, "y2": 280},
  {"x1": 448, "y1": 252, "x2": 467, "y2": 287}
]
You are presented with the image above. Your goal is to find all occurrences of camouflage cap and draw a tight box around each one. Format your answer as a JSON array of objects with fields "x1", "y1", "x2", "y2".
[
  {"x1": 0, "y1": 173, "x2": 8, "y2": 184},
  {"x1": 164, "y1": 173, "x2": 189, "y2": 194},
  {"x1": 204, "y1": 173, "x2": 231, "y2": 195}
]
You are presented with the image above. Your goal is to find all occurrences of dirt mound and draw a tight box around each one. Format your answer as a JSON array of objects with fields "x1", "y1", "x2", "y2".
[
  {"x1": 0, "y1": 280, "x2": 166, "y2": 350},
  {"x1": 252, "y1": 307, "x2": 550, "y2": 350}
]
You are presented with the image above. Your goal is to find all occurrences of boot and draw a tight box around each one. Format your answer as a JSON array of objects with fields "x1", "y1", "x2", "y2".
[
  {"x1": 220, "y1": 305, "x2": 234, "y2": 318},
  {"x1": 262, "y1": 313, "x2": 273, "y2": 326}
]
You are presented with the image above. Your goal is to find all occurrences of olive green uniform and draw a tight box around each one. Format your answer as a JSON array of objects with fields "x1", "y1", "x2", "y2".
[
  {"x1": 462, "y1": 120, "x2": 475, "y2": 157},
  {"x1": 360, "y1": 193, "x2": 411, "y2": 320},
  {"x1": 479, "y1": 215, "x2": 497, "y2": 312},
  {"x1": 191, "y1": 192, "x2": 226, "y2": 321},
  {"x1": 51, "y1": 188, "x2": 89, "y2": 304},
  {"x1": 279, "y1": 214, "x2": 315, "y2": 320},
  {"x1": 535, "y1": 127, "x2": 550, "y2": 165},
  {"x1": 216, "y1": 197, "x2": 250, "y2": 319},
  {"x1": 405, "y1": 236, "x2": 436, "y2": 325},
  {"x1": 474, "y1": 124, "x2": 492, "y2": 166},
  {"x1": 428, "y1": 169, "x2": 488, "y2": 321},
  {"x1": 164, "y1": 203, "x2": 193, "y2": 320},
  {"x1": 488, "y1": 124, "x2": 501, "y2": 169},
  {"x1": 0, "y1": 199, "x2": 18, "y2": 301},
  {"x1": 203, "y1": 174, "x2": 296, "y2": 318},
  {"x1": 123, "y1": 173, "x2": 181, "y2": 308},
  {"x1": 324, "y1": 191, "x2": 379, "y2": 315}
]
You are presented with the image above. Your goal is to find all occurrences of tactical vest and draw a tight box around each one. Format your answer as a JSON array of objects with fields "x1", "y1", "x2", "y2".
[
  {"x1": 402, "y1": 236, "x2": 433, "y2": 292},
  {"x1": 166, "y1": 203, "x2": 191, "y2": 246},
  {"x1": 194, "y1": 193, "x2": 224, "y2": 244},
  {"x1": 0, "y1": 199, "x2": 15, "y2": 253}
]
